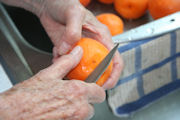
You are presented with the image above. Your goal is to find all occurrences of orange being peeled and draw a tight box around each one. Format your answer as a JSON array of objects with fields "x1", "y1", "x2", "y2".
[{"x1": 67, "y1": 38, "x2": 113, "y2": 86}]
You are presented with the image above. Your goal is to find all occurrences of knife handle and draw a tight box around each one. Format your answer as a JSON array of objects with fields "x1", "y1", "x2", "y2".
[{"x1": 113, "y1": 12, "x2": 180, "y2": 44}]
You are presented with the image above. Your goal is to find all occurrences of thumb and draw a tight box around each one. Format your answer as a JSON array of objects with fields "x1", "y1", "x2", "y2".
[{"x1": 40, "y1": 46, "x2": 83, "y2": 80}]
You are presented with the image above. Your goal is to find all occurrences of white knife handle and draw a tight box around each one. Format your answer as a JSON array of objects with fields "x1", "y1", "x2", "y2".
[{"x1": 113, "y1": 12, "x2": 180, "y2": 44}]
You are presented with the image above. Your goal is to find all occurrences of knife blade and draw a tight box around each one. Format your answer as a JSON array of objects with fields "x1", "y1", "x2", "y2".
[{"x1": 85, "y1": 43, "x2": 119, "y2": 83}]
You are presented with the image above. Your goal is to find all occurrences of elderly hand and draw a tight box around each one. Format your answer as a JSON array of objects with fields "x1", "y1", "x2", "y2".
[
  {"x1": 38, "y1": 0, "x2": 123, "y2": 89},
  {"x1": 0, "y1": 46, "x2": 105, "y2": 120},
  {"x1": 0, "y1": 0, "x2": 123, "y2": 89}
]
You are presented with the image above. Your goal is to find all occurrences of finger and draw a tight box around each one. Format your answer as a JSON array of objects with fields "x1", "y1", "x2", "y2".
[
  {"x1": 86, "y1": 83, "x2": 106, "y2": 104},
  {"x1": 40, "y1": 46, "x2": 83, "y2": 80},
  {"x1": 40, "y1": 15, "x2": 65, "y2": 46},
  {"x1": 57, "y1": 5, "x2": 86, "y2": 55},
  {"x1": 103, "y1": 52, "x2": 124, "y2": 89},
  {"x1": 75, "y1": 104, "x2": 94, "y2": 120},
  {"x1": 82, "y1": 10, "x2": 114, "y2": 50}
]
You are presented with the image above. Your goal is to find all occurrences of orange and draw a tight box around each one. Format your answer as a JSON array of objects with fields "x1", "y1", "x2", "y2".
[
  {"x1": 114, "y1": 0, "x2": 148, "y2": 19},
  {"x1": 148, "y1": 0, "x2": 180, "y2": 20},
  {"x1": 98, "y1": 0, "x2": 114, "y2": 4},
  {"x1": 67, "y1": 38, "x2": 113, "y2": 86},
  {"x1": 79, "y1": 0, "x2": 91, "y2": 7},
  {"x1": 96, "y1": 13, "x2": 124, "y2": 36}
]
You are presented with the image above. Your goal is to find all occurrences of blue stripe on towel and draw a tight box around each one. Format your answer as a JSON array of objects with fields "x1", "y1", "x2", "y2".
[
  {"x1": 116, "y1": 52, "x2": 180, "y2": 86},
  {"x1": 118, "y1": 37, "x2": 155, "y2": 53},
  {"x1": 135, "y1": 46, "x2": 144, "y2": 96},
  {"x1": 115, "y1": 79, "x2": 180, "y2": 115},
  {"x1": 170, "y1": 32, "x2": 177, "y2": 81}
]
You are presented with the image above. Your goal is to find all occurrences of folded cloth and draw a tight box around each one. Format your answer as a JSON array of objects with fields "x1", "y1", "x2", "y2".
[{"x1": 108, "y1": 29, "x2": 180, "y2": 117}]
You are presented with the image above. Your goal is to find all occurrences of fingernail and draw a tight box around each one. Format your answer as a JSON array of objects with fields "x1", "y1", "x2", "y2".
[{"x1": 70, "y1": 46, "x2": 82, "y2": 55}]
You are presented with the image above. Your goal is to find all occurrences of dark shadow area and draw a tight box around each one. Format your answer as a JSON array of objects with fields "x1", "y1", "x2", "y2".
[{"x1": 4, "y1": 5, "x2": 53, "y2": 53}]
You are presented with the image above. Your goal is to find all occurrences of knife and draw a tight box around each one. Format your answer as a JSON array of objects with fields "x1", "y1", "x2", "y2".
[{"x1": 85, "y1": 43, "x2": 119, "y2": 83}]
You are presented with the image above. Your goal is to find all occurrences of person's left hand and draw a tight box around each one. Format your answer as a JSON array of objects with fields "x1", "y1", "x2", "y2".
[{"x1": 35, "y1": 0, "x2": 123, "y2": 89}]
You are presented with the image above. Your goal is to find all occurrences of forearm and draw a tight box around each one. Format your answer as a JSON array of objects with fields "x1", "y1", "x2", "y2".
[{"x1": 0, "y1": 0, "x2": 45, "y2": 16}]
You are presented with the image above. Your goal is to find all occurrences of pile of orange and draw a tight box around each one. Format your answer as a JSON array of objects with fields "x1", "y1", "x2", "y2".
[
  {"x1": 80, "y1": 0, "x2": 180, "y2": 20},
  {"x1": 67, "y1": 38, "x2": 113, "y2": 86}
]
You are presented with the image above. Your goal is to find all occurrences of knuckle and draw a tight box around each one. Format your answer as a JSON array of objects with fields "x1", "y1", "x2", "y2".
[
  {"x1": 67, "y1": 29, "x2": 80, "y2": 40},
  {"x1": 67, "y1": 4, "x2": 86, "y2": 16},
  {"x1": 69, "y1": 80, "x2": 87, "y2": 95}
]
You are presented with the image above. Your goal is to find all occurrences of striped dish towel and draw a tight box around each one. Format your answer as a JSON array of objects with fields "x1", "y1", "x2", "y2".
[{"x1": 108, "y1": 29, "x2": 180, "y2": 117}]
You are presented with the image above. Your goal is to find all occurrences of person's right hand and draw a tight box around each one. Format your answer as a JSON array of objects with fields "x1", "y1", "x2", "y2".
[{"x1": 0, "y1": 46, "x2": 105, "y2": 120}]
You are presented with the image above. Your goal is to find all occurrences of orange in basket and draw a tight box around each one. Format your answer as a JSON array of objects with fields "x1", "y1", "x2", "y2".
[
  {"x1": 114, "y1": 0, "x2": 148, "y2": 19},
  {"x1": 79, "y1": 0, "x2": 91, "y2": 7},
  {"x1": 67, "y1": 38, "x2": 113, "y2": 86},
  {"x1": 148, "y1": 0, "x2": 180, "y2": 20},
  {"x1": 98, "y1": 0, "x2": 114, "y2": 4},
  {"x1": 96, "y1": 13, "x2": 124, "y2": 36}
]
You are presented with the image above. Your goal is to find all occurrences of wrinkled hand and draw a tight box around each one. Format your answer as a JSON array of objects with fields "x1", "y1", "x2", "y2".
[
  {"x1": 0, "y1": 46, "x2": 105, "y2": 120},
  {"x1": 37, "y1": 0, "x2": 123, "y2": 89},
  {"x1": 1, "y1": 0, "x2": 123, "y2": 89}
]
